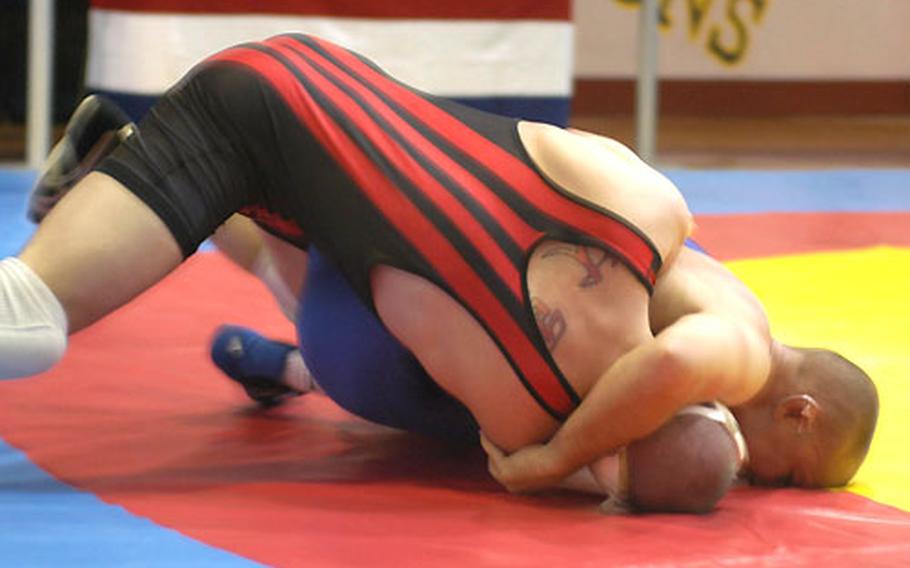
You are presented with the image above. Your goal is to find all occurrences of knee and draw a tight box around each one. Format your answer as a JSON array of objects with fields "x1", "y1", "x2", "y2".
[
  {"x1": 0, "y1": 258, "x2": 68, "y2": 379},
  {"x1": 0, "y1": 326, "x2": 67, "y2": 379}
]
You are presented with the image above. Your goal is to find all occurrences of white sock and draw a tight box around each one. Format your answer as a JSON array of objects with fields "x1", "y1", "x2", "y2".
[
  {"x1": 282, "y1": 349, "x2": 321, "y2": 394},
  {"x1": 0, "y1": 257, "x2": 68, "y2": 379}
]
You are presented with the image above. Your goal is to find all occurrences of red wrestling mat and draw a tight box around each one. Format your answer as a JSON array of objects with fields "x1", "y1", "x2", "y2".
[
  {"x1": 2, "y1": 252, "x2": 910, "y2": 566},
  {"x1": 694, "y1": 212, "x2": 910, "y2": 261}
]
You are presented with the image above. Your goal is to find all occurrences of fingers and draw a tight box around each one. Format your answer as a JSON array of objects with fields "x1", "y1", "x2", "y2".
[
  {"x1": 480, "y1": 434, "x2": 563, "y2": 494},
  {"x1": 479, "y1": 432, "x2": 504, "y2": 459},
  {"x1": 480, "y1": 433, "x2": 527, "y2": 494},
  {"x1": 480, "y1": 432, "x2": 507, "y2": 485}
]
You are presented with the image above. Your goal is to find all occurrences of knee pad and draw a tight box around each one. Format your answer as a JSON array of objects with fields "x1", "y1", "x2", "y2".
[{"x1": 0, "y1": 258, "x2": 68, "y2": 379}]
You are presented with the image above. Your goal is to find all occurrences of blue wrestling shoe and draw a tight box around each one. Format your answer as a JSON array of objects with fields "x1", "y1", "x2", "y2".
[{"x1": 210, "y1": 325, "x2": 300, "y2": 407}]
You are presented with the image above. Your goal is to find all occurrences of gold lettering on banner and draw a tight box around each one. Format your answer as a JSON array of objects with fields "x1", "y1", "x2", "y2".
[
  {"x1": 614, "y1": 0, "x2": 770, "y2": 66},
  {"x1": 708, "y1": 0, "x2": 768, "y2": 64},
  {"x1": 687, "y1": 0, "x2": 714, "y2": 38}
]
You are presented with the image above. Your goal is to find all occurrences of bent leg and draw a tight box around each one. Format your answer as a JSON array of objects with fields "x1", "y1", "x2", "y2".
[
  {"x1": 6, "y1": 60, "x2": 293, "y2": 375},
  {"x1": 29, "y1": 62, "x2": 284, "y2": 332},
  {"x1": 211, "y1": 215, "x2": 267, "y2": 273},
  {"x1": 212, "y1": 217, "x2": 308, "y2": 322},
  {"x1": 18, "y1": 172, "x2": 182, "y2": 332}
]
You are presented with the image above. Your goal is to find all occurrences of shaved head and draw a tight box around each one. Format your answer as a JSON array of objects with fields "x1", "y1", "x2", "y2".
[
  {"x1": 798, "y1": 348, "x2": 879, "y2": 486},
  {"x1": 626, "y1": 411, "x2": 739, "y2": 513},
  {"x1": 737, "y1": 346, "x2": 879, "y2": 488}
]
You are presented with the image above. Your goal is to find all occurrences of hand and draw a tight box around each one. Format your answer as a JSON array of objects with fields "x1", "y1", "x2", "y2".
[{"x1": 479, "y1": 433, "x2": 567, "y2": 493}]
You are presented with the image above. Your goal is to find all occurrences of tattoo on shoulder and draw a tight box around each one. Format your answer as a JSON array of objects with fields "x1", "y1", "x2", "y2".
[
  {"x1": 541, "y1": 244, "x2": 618, "y2": 288},
  {"x1": 531, "y1": 297, "x2": 567, "y2": 351}
]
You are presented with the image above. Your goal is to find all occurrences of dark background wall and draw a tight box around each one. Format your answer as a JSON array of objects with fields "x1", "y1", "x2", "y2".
[{"x1": 0, "y1": 0, "x2": 89, "y2": 123}]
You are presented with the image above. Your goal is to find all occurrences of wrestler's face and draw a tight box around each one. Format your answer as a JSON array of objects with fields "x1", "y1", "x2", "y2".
[
  {"x1": 743, "y1": 428, "x2": 819, "y2": 487},
  {"x1": 738, "y1": 345, "x2": 876, "y2": 488},
  {"x1": 733, "y1": 397, "x2": 822, "y2": 487}
]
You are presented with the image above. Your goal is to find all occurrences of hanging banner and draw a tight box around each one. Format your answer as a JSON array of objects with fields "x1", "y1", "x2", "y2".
[
  {"x1": 575, "y1": 0, "x2": 910, "y2": 79},
  {"x1": 86, "y1": 0, "x2": 574, "y2": 124}
]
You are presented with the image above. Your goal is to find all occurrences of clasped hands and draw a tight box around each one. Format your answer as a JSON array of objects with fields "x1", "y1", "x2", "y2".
[{"x1": 479, "y1": 432, "x2": 570, "y2": 493}]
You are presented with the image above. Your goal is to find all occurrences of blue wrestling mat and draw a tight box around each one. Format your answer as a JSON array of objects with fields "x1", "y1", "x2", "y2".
[{"x1": 0, "y1": 170, "x2": 36, "y2": 256}]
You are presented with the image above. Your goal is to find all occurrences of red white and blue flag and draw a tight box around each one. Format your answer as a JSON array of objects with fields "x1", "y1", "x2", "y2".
[{"x1": 86, "y1": 0, "x2": 574, "y2": 124}]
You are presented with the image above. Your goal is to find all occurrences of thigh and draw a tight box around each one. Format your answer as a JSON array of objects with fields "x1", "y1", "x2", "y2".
[
  {"x1": 97, "y1": 63, "x2": 266, "y2": 259},
  {"x1": 22, "y1": 62, "x2": 271, "y2": 332},
  {"x1": 27, "y1": 60, "x2": 299, "y2": 331},
  {"x1": 19, "y1": 172, "x2": 183, "y2": 332}
]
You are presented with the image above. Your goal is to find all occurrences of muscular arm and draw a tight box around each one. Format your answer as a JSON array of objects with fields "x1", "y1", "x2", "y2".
[{"x1": 485, "y1": 313, "x2": 770, "y2": 492}]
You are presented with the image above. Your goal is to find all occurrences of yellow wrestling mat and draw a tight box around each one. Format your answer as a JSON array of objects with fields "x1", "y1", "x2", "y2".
[{"x1": 728, "y1": 247, "x2": 910, "y2": 510}]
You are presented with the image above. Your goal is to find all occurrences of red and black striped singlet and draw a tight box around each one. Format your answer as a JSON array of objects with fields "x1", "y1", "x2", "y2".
[{"x1": 209, "y1": 34, "x2": 661, "y2": 420}]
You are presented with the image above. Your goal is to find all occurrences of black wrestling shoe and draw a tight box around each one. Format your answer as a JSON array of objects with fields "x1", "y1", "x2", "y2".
[
  {"x1": 27, "y1": 95, "x2": 135, "y2": 223},
  {"x1": 210, "y1": 325, "x2": 302, "y2": 407}
]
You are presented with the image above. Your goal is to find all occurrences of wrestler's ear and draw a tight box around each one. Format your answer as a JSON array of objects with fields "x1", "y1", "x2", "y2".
[{"x1": 774, "y1": 394, "x2": 820, "y2": 434}]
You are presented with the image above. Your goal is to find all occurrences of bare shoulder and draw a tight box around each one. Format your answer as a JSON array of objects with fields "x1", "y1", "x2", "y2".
[
  {"x1": 651, "y1": 247, "x2": 770, "y2": 338},
  {"x1": 563, "y1": 127, "x2": 646, "y2": 165},
  {"x1": 519, "y1": 123, "x2": 667, "y2": 188},
  {"x1": 519, "y1": 122, "x2": 654, "y2": 179},
  {"x1": 517, "y1": 122, "x2": 692, "y2": 268},
  {"x1": 647, "y1": 248, "x2": 774, "y2": 404}
]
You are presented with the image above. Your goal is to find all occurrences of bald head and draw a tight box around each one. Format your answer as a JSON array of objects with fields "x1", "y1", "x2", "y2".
[
  {"x1": 626, "y1": 410, "x2": 740, "y2": 514},
  {"x1": 797, "y1": 348, "x2": 879, "y2": 486},
  {"x1": 737, "y1": 346, "x2": 879, "y2": 488}
]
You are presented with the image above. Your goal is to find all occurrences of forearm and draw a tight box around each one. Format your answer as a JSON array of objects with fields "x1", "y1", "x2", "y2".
[
  {"x1": 558, "y1": 467, "x2": 604, "y2": 495},
  {"x1": 482, "y1": 314, "x2": 768, "y2": 494},
  {"x1": 546, "y1": 312, "x2": 769, "y2": 478},
  {"x1": 547, "y1": 342, "x2": 699, "y2": 479}
]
